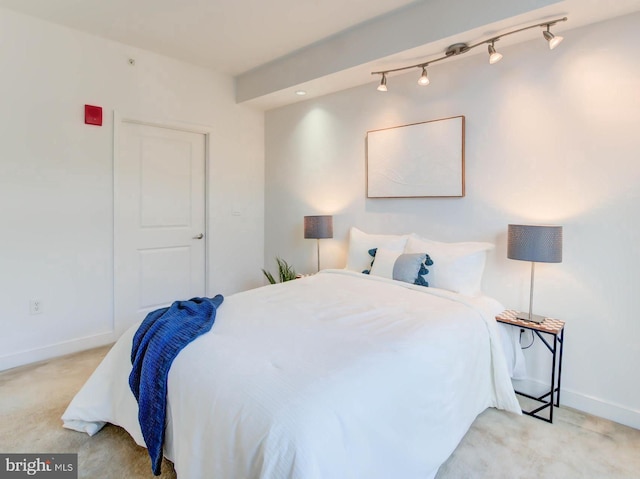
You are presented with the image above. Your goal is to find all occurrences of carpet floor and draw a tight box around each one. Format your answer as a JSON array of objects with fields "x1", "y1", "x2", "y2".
[{"x1": 1, "y1": 346, "x2": 639, "y2": 479}]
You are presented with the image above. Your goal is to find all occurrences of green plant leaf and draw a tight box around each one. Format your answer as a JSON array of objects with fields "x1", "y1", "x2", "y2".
[
  {"x1": 261, "y1": 268, "x2": 276, "y2": 284},
  {"x1": 263, "y1": 257, "x2": 297, "y2": 284}
]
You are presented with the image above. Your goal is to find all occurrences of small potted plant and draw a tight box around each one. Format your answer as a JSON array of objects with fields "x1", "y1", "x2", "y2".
[{"x1": 262, "y1": 257, "x2": 297, "y2": 284}]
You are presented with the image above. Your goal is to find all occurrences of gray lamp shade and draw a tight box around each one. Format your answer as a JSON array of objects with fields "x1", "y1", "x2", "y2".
[
  {"x1": 508, "y1": 224, "x2": 563, "y2": 263},
  {"x1": 304, "y1": 215, "x2": 333, "y2": 239}
]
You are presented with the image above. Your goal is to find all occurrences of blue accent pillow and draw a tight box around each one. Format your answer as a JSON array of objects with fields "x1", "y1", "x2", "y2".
[
  {"x1": 392, "y1": 253, "x2": 433, "y2": 287},
  {"x1": 365, "y1": 247, "x2": 434, "y2": 287}
]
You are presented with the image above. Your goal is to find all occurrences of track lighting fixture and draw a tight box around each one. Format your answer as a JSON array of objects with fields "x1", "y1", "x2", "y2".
[
  {"x1": 372, "y1": 16, "x2": 567, "y2": 91},
  {"x1": 418, "y1": 66, "x2": 430, "y2": 86},
  {"x1": 488, "y1": 41, "x2": 503, "y2": 64},
  {"x1": 543, "y1": 25, "x2": 563, "y2": 50},
  {"x1": 377, "y1": 73, "x2": 387, "y2": 92}
]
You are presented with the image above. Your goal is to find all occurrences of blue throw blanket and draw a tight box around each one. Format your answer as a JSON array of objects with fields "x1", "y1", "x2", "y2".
[{"x1": 129, "y1": 295, "x2": 224, "y2": 476}]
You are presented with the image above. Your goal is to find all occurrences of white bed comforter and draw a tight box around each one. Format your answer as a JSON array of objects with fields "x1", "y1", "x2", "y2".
[{"x1": 63, "y1": 270, "x2": 520, "y2": 479}]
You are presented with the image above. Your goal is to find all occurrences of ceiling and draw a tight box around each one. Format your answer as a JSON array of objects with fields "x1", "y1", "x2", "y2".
[
  {"x1": 2, "y1": 0, "x2": 640, "y2": 110},
  {"x1": 0, "y1": 0, "x2": 419, "y2": 74}
]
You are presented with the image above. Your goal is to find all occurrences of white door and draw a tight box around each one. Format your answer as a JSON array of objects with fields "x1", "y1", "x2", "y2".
[{"x1": 114, "y1": 120, "x2": 206, "y2": 335}]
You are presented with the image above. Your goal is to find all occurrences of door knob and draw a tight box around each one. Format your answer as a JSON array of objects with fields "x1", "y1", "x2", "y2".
[{"x1": 193, "y1": 233, "x2": 204, "y2": 239}]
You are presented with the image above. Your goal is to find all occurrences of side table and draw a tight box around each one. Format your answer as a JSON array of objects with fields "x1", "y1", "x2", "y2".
[{"x1": 496, "y1": 310, "x2": 565, "y2": 423}]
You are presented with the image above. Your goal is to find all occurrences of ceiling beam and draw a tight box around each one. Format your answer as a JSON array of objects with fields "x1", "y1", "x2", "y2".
[{"x1": 235, "y1": 0, "x2": 560, "y2": 104}]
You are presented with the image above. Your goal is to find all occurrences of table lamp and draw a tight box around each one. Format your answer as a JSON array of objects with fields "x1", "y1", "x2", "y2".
[
  {"x1": 304, "y1": 215, "x2": 333, "y2": 272},
  {"x1": 507, "y1": 224, "x2": 563, "y2": 323}
]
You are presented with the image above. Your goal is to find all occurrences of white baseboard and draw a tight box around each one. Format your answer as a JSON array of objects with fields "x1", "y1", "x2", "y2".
[
  {"x1": 521, "y1": 378, "x2": 640, "y2": 430},
  {"x1": 560, "y1": 388, "x2": 640, "y2": 430},
  {"x1": 0, "y1": 332, "x2": 115, "y2": 372}
]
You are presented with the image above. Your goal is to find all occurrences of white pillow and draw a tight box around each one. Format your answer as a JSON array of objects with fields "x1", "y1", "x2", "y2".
[
  {"x1": 345, "y1": 227, "x2": 408, "y2": 273},
  {"x1": 369, "y1": 248, "x2": 403, "y2": 279},
  {"x1": 404, "y1": 234, "x2": 494, "y2": 296}
]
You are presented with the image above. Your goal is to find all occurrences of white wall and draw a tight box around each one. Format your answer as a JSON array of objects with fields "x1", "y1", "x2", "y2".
[
  {"x1": 0, "y1": 8, "x2": 265, "y2": 370},
  {"x1": 265, "y1": 13, "x2": 640, "y2": 428}
]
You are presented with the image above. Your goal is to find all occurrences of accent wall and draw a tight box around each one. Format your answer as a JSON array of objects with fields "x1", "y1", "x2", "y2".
[{"x1": 265, "y1": 13, "x2": 640, "y2": 428}]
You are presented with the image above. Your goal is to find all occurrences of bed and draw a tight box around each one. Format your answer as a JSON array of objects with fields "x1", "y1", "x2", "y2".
[{"x1": 62, "y1": 269, "x2": 520, "y2": 478}]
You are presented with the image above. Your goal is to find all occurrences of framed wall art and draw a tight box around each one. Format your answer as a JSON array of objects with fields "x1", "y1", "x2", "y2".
[{"x1": 366, "y1": 115, "x2": 465, "y2": 198}]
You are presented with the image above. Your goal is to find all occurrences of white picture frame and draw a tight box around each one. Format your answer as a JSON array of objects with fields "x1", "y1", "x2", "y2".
[{"x1": 366, "y1": 115, "x2": 465, "y2": 198}]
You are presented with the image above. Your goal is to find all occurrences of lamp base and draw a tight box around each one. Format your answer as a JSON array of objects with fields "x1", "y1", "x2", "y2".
[{"x1": 515, "y1": 311, "x2": 546, "y2": 323}]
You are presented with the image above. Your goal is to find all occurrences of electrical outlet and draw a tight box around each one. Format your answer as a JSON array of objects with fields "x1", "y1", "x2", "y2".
[{"x1": 29, "y1": 299, "x2": 43, "y2": 315}]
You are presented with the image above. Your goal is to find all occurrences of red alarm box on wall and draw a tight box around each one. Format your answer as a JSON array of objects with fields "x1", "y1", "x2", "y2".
[{"x1": 84, "y1": 105, "x2": 103, "y2": 126}]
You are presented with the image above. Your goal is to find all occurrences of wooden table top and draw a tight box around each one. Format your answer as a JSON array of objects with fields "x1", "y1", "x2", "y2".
[{"x1": 496, "y1": 309, "x2": 565, "y2": 335}]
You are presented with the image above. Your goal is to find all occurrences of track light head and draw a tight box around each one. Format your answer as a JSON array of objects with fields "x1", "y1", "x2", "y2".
[
  {"x1": 543, "y1": 26, "x2": 563, "y2": 50},
  {"x1": 488, "y1": 42, "x2": 503, "y2": 64},
  {"x1": 377, "y1": 73, "x2": 387, "y2": 92},
  {"x1": 418, "y1": 66, "x2": 430, "y2": 86},
  {"x1": 549, "y1": 35, "x2": 563, "y2": 49}
]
